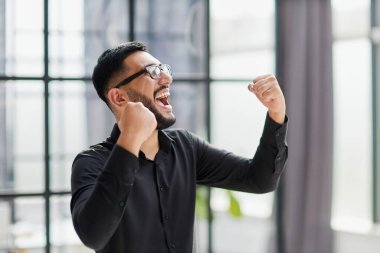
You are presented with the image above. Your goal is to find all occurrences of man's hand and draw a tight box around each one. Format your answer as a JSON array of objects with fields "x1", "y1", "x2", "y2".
[
  {"x1": 116, "y1": 102, "x2": 157, "y2": 156},
  {"x1": 248, "y1": 74, "x2": 286, "y2": 124}
]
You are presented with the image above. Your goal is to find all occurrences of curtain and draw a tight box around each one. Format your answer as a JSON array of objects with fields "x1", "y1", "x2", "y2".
[{"x1": 272, "y1": 1, "x2": 334, "y2": 253}]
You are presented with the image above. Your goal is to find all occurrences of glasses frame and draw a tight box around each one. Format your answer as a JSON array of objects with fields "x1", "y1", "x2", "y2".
[{"x1": 115, "y1": 63, "x2": 172, "y2": 88}]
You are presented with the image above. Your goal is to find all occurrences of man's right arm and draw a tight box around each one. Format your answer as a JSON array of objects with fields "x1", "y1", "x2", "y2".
[
  {"x1": 70, "y1": 145, "x2": 139, "y2": 250},
  {"x1": 71, "y1": 100, "x2": 158, "y2": 250}
]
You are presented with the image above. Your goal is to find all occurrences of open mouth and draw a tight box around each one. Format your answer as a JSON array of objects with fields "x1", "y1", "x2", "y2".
[{"x1": 155, "y1": 92, "x2": 171, "y2": 106}]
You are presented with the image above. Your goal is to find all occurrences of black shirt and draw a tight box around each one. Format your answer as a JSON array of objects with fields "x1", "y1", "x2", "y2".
[{"x1": 70, "y1": 114, "x2": 288, "y2": 253}]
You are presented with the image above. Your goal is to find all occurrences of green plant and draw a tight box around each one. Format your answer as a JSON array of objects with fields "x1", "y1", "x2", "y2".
[{"x1": 195, "y1": 186, "x2": 242, "y2": 219}]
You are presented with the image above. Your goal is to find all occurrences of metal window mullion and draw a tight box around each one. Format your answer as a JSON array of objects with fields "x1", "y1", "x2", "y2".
[
  {"x1": 129, "y1": 0, "x2": 135, "y2": 41},
  {"x1": 0, "y1": 75, "x2": 255, "y2": 84},
  {"x1": 376, "y1": 0, "x2": 380, "y2": 224},
  {"x1": 0, "y1": 192, "x2": 71, "y2": 199},
  {"x1": 43, "y1": 0, "x2": 51, "y2": 252},
  {"x1": 205, "y1": 0, "x2": 213, "y2": 253},
  {"x1": 371, "y1": 0, "x2": 379, "y2": 223},
  {"x1": 274, "y1": 0, "x2": 284, "y2": 252}
]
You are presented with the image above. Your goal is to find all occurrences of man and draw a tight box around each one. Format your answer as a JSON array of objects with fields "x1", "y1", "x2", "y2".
[{"x1": 70, "y1": 41, "x2": 288, "y2": 253}]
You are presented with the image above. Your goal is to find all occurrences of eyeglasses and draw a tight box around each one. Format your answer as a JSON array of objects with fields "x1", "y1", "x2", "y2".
[{"x1": 115, "y1": 64, "x2": 172, "y2": 88}]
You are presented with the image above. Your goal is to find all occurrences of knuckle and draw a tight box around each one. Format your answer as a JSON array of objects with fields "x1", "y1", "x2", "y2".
[{"x1": 268, "y1": 75, "x2": 276, "y2": 81}]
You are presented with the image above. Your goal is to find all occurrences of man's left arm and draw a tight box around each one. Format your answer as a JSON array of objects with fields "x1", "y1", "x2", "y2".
[
  {"x1": 195, "y1": 74, "x2": 288, "y2": 193},
  {"x1": 194, "y1": 114, "x2": 287, "y2": 193}
]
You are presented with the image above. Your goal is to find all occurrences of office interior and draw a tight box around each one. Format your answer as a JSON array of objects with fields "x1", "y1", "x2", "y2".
[{"x1": 0, "y1": 0, "x2": 380, "y2": 252}]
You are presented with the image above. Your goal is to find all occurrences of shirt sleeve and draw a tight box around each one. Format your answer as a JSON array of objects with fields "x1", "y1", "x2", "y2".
[
  {"x1": 193, "y1": 113, "x2": 288, "y2": 193},
  {"x1": 70, "y1": 145, "x2": 139, "y2": 250}
]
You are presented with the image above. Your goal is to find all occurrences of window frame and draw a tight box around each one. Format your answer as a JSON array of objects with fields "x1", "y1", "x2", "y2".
[{"x1": 371, "y1": 0, "x2": 380, "y2": 223}]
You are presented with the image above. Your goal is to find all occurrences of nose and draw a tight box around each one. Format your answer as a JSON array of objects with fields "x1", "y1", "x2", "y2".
[{"x1": 159, "y1": 71, "x2": 173, "y2": 86}]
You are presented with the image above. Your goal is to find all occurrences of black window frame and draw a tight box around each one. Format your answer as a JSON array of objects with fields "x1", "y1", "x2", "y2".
[{"x1": 0, "y1": 1, "x2": 286, "y2": 253}]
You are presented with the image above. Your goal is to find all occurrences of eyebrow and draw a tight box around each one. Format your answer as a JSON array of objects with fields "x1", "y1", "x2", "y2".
[{"x1": 145, "y1": 62, "x2": 161, "y2": 68}]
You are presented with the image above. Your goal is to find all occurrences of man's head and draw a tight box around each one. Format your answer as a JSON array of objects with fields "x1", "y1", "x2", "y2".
[
  {"x1": 92, "y1": 41, "x2": 147, "y2": 105},
  {"x1": 92, "y1": 41, "x2": 176, "y2": 130}
]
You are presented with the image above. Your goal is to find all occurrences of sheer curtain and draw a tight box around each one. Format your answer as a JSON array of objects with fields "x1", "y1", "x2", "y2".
[{"x1": 273, "y1": 1, "x2": 334, "y2": 253}]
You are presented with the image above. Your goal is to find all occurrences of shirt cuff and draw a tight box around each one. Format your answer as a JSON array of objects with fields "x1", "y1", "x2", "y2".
[{"x1": 262, "y1": 113, "x2": 288, "y2": 148}]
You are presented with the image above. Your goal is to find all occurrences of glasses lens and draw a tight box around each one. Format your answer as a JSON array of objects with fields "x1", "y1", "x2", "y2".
[
  {"x1": 146, "y1": 64, "x2": 172, "y2": 80},
  {"x1": 161, "y1": 64, "x2": 172, "y2": 76},
  {"x1": 146, "y1": 65, "x2": 159, "y2": 79}
]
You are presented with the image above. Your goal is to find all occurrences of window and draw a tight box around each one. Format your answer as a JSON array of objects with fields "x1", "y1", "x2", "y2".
[
  {"x1": 372, "y1": 0, "x2": 380, "y2": 224},
  {"x1": 331, "y1": 0, "x2": 373, "y2": 230},
  {"x1": 0, "y1": 0, "x2": 209, "y2": 252},
  {"x1": 210, "y1": 0, "x2": 276, "y2": 252}
]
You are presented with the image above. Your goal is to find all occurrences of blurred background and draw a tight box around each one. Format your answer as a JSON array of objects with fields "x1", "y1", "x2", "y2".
[{"x1": 0, "y1": 0, "x2": 379, "y2": 252}]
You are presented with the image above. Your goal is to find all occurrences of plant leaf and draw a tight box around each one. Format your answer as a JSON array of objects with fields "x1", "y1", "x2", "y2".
[
  {"x1": 227, "y1": 190, "x2": 242, "y2": 218},
  {"x1": 195, "y1": 187, "x2": 208, "y2": 219}
]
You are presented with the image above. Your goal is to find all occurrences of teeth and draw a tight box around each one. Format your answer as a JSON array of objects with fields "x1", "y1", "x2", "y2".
[{"x1": 156, "y1": 92, "x2": 170, "y2": 99}]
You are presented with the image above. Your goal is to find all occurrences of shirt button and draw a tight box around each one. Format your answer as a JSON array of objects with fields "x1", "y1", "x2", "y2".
[
  {"x1": 171, "y1": 243, "x2": 176, "y2": 249},
  {"x1": 160, "y1": 186, "x2": 164, "y2": 192},
  {"x1": 165, "y1": 214, "x2": 169, "y2": 220},
  {"x1": 119, "y1": 201, "x2": 125, "y2": 207}
]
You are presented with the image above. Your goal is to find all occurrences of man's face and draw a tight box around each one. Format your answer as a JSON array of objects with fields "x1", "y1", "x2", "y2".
[{"x1": 115, "y1": 51, "x2": 176, "y2": 130}]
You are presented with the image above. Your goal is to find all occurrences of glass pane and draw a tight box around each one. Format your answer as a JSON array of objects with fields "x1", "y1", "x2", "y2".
[
  {"x1": 211, "y1": 189, "x2": 274, "y2": 218},
  {"x1": 50, "y1": 81, "x2": 87, "y2": 156},
  {"x1": 49, "y1": 0, "x2": 129, "y2": 77},
  {"x1": 136, "y1": 0, "x2": 207, "y2": 78},
  {"x1": 212, "y1": 212, "x2": 272, "y2": 253},
  {"x1": 50, "y1": 81, "x2": 86, "y2": 192},
  {"x1": 211, "y1": 82, "x2": 267, "y2": 156},
  {"x1": 0, "y1": 81, "x2": 44, "y2": 193},
  {"x1": 210, "y1": 82, "x2": 273, "y2": 252},
  {"x1": 332, "y1": 39, "x2": 372, "y2": 228},
  {"x1": 0, "y1": 1, "x2": 4, "y2": 74},
  {"x1": 4, "y1": 0, "x2": 43, "y2": 76},
  {"x1": 0, "y1": 197, "x2": 45, "y2": 252},
  {"x1": 194, "y1": 216, "x2": 208, "y2": 253},
  {"x1": 332, "y1": 0, "x2": 370, "y2": 39},
  {"x1": 210, "y1": 0, "x2": 275, "y2": 79},
  {"x1": 49, "y1": 34, "x2": 85, "y2": 77},
  {"x1": 49, "y1": 81, "x2": 114, "y2": 191},
  {"x1": 170, "y1": 82, "x2": 207, "y2": 137},
  {"x1": 49, "y1": 0, "x2": 84, "y2": 77},
  {"x1": 211, "y1": 49, "x2": 275, "y2": 80},
  {"x1": 51, "y1": 196, "x2": 91, "y2": 253}
]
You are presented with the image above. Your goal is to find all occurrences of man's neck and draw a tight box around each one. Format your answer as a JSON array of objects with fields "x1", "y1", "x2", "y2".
[{"x1": 140, "y1": 130, "x2": 159, "y2": 161}]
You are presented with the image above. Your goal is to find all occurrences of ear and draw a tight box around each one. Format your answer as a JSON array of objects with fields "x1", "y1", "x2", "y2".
[{"x1": 107, "y1": 88, "x2": 129, "y2": 109}]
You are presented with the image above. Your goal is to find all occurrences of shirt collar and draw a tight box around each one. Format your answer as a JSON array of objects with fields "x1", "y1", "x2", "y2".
[{"x1": 108, "y1": 123, "x2": 121, "y2": 144}]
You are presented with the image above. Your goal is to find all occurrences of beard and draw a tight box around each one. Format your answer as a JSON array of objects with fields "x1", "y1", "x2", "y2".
[{"x1": 126, "y1": 89, "x2": 176, "y2": 130}]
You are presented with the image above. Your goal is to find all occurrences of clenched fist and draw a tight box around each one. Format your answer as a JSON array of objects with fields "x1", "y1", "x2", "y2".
[
  {"x1": 117, "y1": 102, "x2": 157, "y2": 156},
  {"x1": 248, "y1": 74, "x2": 286, "y2": 124}
]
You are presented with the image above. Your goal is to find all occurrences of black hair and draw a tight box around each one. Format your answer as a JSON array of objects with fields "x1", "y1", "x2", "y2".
[{"x1": 92, "y1": 41, "x2": 148, "y2": 106}]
